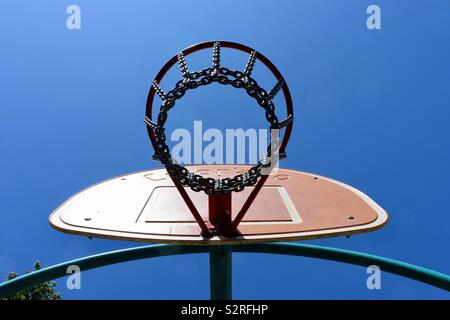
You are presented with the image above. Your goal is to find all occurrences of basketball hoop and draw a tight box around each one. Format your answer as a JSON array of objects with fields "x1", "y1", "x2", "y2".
[
  {"x1": 43, "y1": 41, "x2": 394, "y2": 300},
  {"x1": 49, "y1": 41, "x2": 387, "y2": 246},
  {"x1": 144, "y1": 41, "x2": 294, "y2": 237}
]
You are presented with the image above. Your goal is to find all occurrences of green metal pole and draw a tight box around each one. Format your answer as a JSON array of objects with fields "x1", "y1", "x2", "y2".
[
  {"x1": 0, "y1": 244, "x2": 207, "y2": 298},
  {"x1": 209, "y1": 245, "x2": 232, "y2": 300},
  {"x1": 1, "y1": 242, "x2": 449, "y2": 299},
  {"x1": 234, "y1": 243, "x2": 450, "y2": 292}
]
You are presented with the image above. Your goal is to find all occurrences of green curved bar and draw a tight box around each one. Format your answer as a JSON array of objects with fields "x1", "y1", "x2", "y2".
[
  {"x1": 0, "y1": 244, "x2": 207, "y2": 298},
  {"x1": 235, "y1": 243, "x2": 450, "y2": 291},
  {"x1": 1, "y1": 242, "x2": 449, "y2": 298}
]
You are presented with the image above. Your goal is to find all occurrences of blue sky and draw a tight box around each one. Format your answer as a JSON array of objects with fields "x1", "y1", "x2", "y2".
[{"x1": 1, "y1": 0, "x2": 449, "y2": 299}]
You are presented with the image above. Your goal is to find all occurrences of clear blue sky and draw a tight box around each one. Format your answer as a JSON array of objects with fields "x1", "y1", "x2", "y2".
[{"x1": 1, "y1": 0, "x2": 449, "y2": 299}]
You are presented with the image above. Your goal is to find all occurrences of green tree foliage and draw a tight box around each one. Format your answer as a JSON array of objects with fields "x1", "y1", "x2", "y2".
[{"x1": 2, "y1": 261, "x2": 62, "y2": 300}]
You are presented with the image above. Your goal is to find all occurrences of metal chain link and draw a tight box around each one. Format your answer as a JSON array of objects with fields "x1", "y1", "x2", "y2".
[
  {"x1": 244, "y1": 50, "x2": 257, "y2": 76},
  {"x1": 177, "y1": 53, "x2": 189, "y2": 78},
  {"x1": 212, "y1": 42, "x2": 221, "y2": 70},
  {"x1": 148, "y1": 66, "x2": 283, "y2": 195}
]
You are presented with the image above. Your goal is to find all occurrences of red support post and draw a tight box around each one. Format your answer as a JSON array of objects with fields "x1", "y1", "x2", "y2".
[
  {"x1": 208, "y1": 193, "x2": 232, "y2": 235},
  {"x1": 168, "y1": 175, "x2": 212, "y2": 238},
  {"x1": 230, "y1": 174, "x2": 269, "y2": 231}
]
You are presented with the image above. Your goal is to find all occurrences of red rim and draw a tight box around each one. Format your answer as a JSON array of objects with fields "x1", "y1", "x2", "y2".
[{"x1": 145, "y1": 40, "x2": 294, "y2": 158}]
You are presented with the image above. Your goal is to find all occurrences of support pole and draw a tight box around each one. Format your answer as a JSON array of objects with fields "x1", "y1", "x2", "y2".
[
  {"x1": 209, "y1": 245, "x2": 232, "y2": 300},
  {"x1": 231, "y1": 174, "x2": 269, "y2": 230},
  {"x1": 1, "y1": 243, "x2": 449, "y2": 298},
  {"x1": 168, "y1": 175, "x2": 212, "y2": 237},
  {"x1": 209, "y1": 193, "x2": 232, "y2": 235}
]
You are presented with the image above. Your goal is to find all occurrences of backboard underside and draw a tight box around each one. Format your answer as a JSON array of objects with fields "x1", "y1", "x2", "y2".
[{"x1": 49, "y1": 165, "x2": 388, "y2": 244}]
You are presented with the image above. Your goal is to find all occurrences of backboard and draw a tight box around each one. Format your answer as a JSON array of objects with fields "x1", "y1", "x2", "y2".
[
  {"x1": 49, "y1": 165, "x2": 388, "y2": 245},
  {"x1": 50, "y1": 41, "x2": 388, "y2": 245}
]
